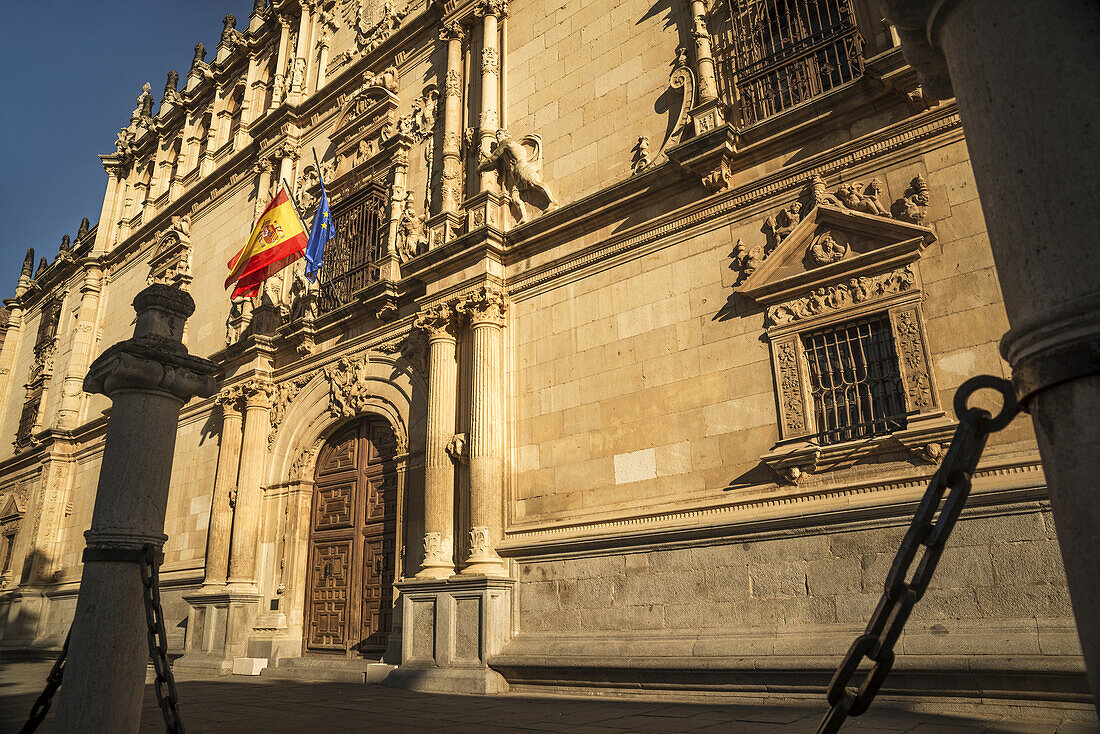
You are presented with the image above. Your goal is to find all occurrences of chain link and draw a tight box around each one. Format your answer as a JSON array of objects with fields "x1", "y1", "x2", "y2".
[
  {"x1": 140, "y1": 543, "x2": 186, "y2": 734},
  {"x1": 19, "y1": 629, "x2": 70, "y2": 734},
  {"x1": 817, "y1": 375, "x2": 1020, "y2": 733}
]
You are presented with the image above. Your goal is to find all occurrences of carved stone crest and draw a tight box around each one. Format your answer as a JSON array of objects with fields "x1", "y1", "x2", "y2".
[
  {"x1": 147, "y1": 216, "x2": 193, "y2": 290},
  {"x1": 325, "y1": 355, "x2": 372, "y2": 418}
]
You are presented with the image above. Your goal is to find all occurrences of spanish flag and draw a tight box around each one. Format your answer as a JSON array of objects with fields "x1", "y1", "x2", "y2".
[{"x1": 225, "y1": 182, "x2": 308, "y2": 298}]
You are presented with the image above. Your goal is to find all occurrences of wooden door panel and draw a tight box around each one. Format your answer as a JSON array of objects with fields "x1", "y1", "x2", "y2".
[
  {"x1": 314, "y1": 479, "x2": 355, "y2": 531},
  {"x1": 306, "y1": 540, "x2": 352, "y2": 650},
  {"x1": 317, "y1": 428, "x2": 357, "y2": 477},
  {"x1": 359, "y1": 536, "x2": 393, "y2": 651}
]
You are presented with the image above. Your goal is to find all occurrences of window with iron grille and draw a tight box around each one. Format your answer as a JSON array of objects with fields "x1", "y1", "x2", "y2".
[
  {"x1": 712, "y1": 0, "x2": 865, "y2": 125},
  {"x1": 316, "y1": 182, "x2": 388, "y2": 315},
  {"x1": 801, "y1": 315, "x2": 907, "y2": 445}
]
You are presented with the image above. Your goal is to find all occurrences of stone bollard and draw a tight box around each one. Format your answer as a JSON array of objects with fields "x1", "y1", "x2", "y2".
[
  {"x1": 881, "y1": 0, "x2": 1100, "y2": 708},
  {"x1": 53, "y1": 284, "x2": 216, "y2": 733}
]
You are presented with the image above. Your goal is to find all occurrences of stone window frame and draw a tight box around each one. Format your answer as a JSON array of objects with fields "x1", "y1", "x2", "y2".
[{"x1": 731, "y1": 198, "x2": 955, "y2": 483}]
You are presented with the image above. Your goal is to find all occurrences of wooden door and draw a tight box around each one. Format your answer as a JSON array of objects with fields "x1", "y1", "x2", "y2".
[{"x1": 304, "y1": 419, "x2": 398, "y2": 656}]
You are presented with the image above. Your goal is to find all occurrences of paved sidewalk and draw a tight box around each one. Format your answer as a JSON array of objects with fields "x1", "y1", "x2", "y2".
[{"x1": 1, "y1": 663, "x2": 1097, "y2": 733}]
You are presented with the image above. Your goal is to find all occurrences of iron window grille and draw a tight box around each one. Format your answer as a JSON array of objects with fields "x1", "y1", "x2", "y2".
[
  {"x1": 713, "y1": 0, "x2": 865, "y2": 125},
  {"x1": 801, "y1": 315, "x2": 907, "y2": 445},
  {"x1": 316, "y1": 182, "x2": 388, "y2": 315}
]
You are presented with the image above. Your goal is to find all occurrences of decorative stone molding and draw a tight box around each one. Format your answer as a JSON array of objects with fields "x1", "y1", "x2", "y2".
[
  {"x1": 647, "y1": 49, "x2": 695, "y2": 170},
  {"x1": 377, "y1": 330, "x2": 428, "y2": 376},
  {"x1": 892, "y1": 306, "x2": 935, "y2": 410},
  {"x1": 422, "y1": 531, "x2": 449, "y2": 567},
  {"x1": 774, "y1": 337, "x2": 806, "y2": 435},
  {"x1": 324, "y1": 355, "x2": 372, "y2": 418},
  {"x1": 348, "y1": 0, "x2": 411, "y2": 53},
  {"x1": 397, "y1": 192, "x2": 429, "y2": 262},
  {"x1": 892, "y1": 175, "x2": 931, "y2": 223},
  {"x1": 469, "y1": 526, "x2": 490, "y2": 558},
  {"x1": 631, "y1": 136, "x2": 650, "y2": 174},
  {"x1": 446, "y1": 433, "x2": 468, "y2": 464},
  {"x1": 766, "y1": 266, "x2": 916, "y2": 327},
  {"x1": 215, "y1": 384, "x2": 244, "y2": 416},
  {"x1": 394, "y1": 85, "x2": 438, "y2": 144},
  {"x1": 481, "y1": 46, "x2": 499, "y2": 75},
  {"x1": 474, "y1": 0, "x2": 509, "y2": 18},
  {"x1": 268, "y1": 371, "x2": 318, "y2": 448}
]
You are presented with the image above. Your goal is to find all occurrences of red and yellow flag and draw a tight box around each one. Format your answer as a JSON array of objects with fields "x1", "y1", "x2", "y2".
[{"x1": 225, "y1": 183, "x2": 308, "y2": 298}]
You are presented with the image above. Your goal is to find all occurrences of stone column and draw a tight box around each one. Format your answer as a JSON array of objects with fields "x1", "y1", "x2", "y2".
[
  {"x1": 316, "y1": 32, "x2": 331, "y2": 90},
  {"x1": 242, "y1": 52, "x2": 263, "y2": 130},
  {"x1": 881, "y1": 0, "x2": 1100, "y2": 703},
  {"x1": 52, "y1": 284, "x2": 216, "y2": 733},
  {"x1": 270, "y1": 13, "x2": 292, "y2": 111},
  {"x1": 458, "y1": 286, "x2": 508, "y2": 576},
  {"x1": 226, "y1": 377, "x2": 273, "y2": 591},
  {"x1": 288, "y1": 2, "x2": 312, "y2": 103},
  {"x1": 275, "y1": 141, "x2": 299, "y2": 191},
  {"x1": 688, "y1": 0, "x2": 718, "y2": 103},
  {"x1": 475, "y1": 0, "x2": 506, "y2": 192},
  {"x1": 92, "y1": 161, "x2": 124, "y2": 252},
  {"x1": 0, "y1": 252, "x2": 34, "y2": 412},
  {"x1": 204, "y1": 385, "x2": 244, "y2": 588},
  {"x1": 414, "y1": 303, "x2": 459, "y2": 578},
  {"x1": 200, "y1": 101, "x2": 219, "y2": 177},
  {"x1": 55, "y1": 258, "x2": 105, "y2": 430},
  {"x1": 439, "y1": 21, "x2": 465, "y2": 215},
  {"x1": 253, "y1": 156, "x2": 274, "y2": 219}
]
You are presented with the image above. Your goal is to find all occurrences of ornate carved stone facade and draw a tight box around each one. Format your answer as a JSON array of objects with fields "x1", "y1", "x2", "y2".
[{"x1": 0, "y1": 0, "x2": 1083, "y2": 718}]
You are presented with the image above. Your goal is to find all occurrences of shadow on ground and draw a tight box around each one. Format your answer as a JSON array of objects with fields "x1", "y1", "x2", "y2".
[{"x1": 1, "y1": 666, "x2": 1096, "y2": 734}]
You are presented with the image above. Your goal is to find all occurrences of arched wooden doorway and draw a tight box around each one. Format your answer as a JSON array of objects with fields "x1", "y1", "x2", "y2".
[{"x1": 304, "y1": 418, "x2": 398, "y2": 656}]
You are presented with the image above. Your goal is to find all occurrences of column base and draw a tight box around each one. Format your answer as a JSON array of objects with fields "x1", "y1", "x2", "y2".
[
  {"x1": 393, "y1": 576, "x2": 515, "y2": 694},
  {"x1": 460, "y1": 557, "x2": 509, "y2": 577},
  {"x1": 174, "y1": 588, "x2": 262, "y2": 676},
  {"x1": 415, "y1": 564, "x2": 455, "y2": 580}
]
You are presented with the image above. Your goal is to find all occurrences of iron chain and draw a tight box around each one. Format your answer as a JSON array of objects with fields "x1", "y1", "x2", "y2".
[
  {"x1": 817, "y1": 376, "x2": 1020, "y2": 733},
  {"x1": 141, "y1": 543, "x2": 186, "y2": 734},
  {"x1": 18, "y1": 629, "x2": 70, "y2": 734}
]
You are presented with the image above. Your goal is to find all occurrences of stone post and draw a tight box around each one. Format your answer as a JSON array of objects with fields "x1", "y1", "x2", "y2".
[
  {"x1": 414, "y1": 303, "x2": 459, "y2": 578},
  {"x1": 457, "y1": 286, "x2": 508, "y2": 576},
  {"x1": 439, "y1": 21, "x2": 466, "y2": 215},
  {"x1": 881, "y1": 0, "x2": 1100, "y2": 704},
  {"x1": 204, "y1": 385, "x2": 244, "y2": 587},
  {"x1": 226, "y1": 377, "x2": 273, "y2": 590},
  {"x1": 55, "y1": 258, "x2": 105, "y2": 430},
  {"x1": 475, "y1": 0, "x2": 506, "y2": 193},
  {"x1": 52, "y1": 284, "x2": 216, "y2": 733}
]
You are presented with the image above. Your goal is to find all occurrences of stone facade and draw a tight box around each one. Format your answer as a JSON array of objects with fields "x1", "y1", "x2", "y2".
[{"x1": 0, "y1": 0, "x2": 1091, "y2": 719}]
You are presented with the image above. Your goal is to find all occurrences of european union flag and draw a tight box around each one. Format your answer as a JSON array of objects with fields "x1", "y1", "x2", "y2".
[{"x1": 304, "y1": 154, "x2": 333, "y2": 282}]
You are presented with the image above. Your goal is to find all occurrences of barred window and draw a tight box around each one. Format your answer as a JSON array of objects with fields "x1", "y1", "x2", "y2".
[
  {"x1": 801, "y1": 316, "x2": 907, "y2": 445},
  {"x1": 317, "y1": 182, "x2": 388, "y2": 315},
  {"x1": 713, "y1": 0, "x2": 865, "y2": 125}
]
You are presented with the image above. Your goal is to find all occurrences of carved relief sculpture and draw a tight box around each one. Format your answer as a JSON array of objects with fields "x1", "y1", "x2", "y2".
[
  {"x1": 632, "y1": 136, "x2": 650, "y2": 174},
  {"x1": 325, "y1": 354, "x2": 373, "y2": 418},
  {"x1": 397, "y1": 191, "x2": 429, "y2": 262},
  {"x1": 892, "y1": 175, "x2": 931, "y2": 223},
  {"x1": 837, "y1": 179, "x2": 889, "y2": 216},
  {"x1": 147, "y1": 215, "x2": 193, "y2": 290},
  {"x1": 766, "y1": 266, "x2": 916, "y2": 326},
  {"x1": 775, "y1": 338, "x2": 806, "y2": 434},
  {"x1": 893, "y1": 307, "x2": 934, "y2": 409},
  {"x1": 477, "y1": 129, "x2": 557, "y2": 224},
  {"x1": 806, "y1": 231, "x2": 848, "y2": 268}
]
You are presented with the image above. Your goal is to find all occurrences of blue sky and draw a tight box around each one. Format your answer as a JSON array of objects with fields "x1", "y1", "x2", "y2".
[{"x1": 0, "y1": 1, "x2": 255, "y2": 296}]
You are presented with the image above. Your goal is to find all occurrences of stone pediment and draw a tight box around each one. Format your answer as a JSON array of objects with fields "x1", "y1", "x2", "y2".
[
  {"x1": 329, "y1": 70, "x2": 401, "y2": 201},
  {"x1": 734, "y1": 204, "x2": 935, "y2": 306},
  {"x1": 0, "y1": 493, "x2": 25, "y2": 523}
]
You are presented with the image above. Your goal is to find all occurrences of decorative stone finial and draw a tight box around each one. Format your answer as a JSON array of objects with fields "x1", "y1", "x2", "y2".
[
  {"x1": 221, "y1": 14, "x2": 237, "y2": 41},
  {"x1": 139, "y1": 83, "x2": 154, "y2": 119},
  {"x1": 191, "y1": 43, "x2": 207, "y2": 70},
  {"x1": 76, "y1": 217, "x2": 90, "y2": 242},
  {"x1": 59, "y1": 234, "x2": 71, "y2": 254},
  {"x1": 36, "y1": 256, "x2": 48, "y2": 278},
  {"x1": 21, "y1": 248, "x2": 34, "y2": 279},
  {"x1": 252, "y1": 0, "x2": 267, "y2": 14}
]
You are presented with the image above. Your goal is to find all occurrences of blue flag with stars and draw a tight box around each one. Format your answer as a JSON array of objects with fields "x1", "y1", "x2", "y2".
[{"x1": 304, "y1": 154, "x2": 333, "y2": 282}]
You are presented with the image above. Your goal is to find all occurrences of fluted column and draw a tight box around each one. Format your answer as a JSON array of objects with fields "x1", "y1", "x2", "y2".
[
  {"x1": 475, "y1": 0, "x2": 506, "y2": 192},
  {"x1": 882, "y1": 0, "x2": 1100, "y2": 705},
  {"x1": 53, "y1": 285, "x2": 216, "y2": 733},
  {"x1": 226, "y1": 377, "x2": 273, "y2": 590},
  {"x1": 458, "y1": 286, "x2": 508, "y2": 576},
  {"x1": 414, "y1": 303, "x2": 460, "y2": 578},
  {"x1": 55, "y1": 259, "x2": 105, "y2": 430},
  {"x1": 688, "y1": 0, "x2": 718, "y2": 103},
  {"x1": 204, "y1": 385, "x2": 244, "y2": 588},
  {"x1": 439, "y1": 21, "x2": 466, "y2": 215},
  {"x1": 288, "y1": 2, "x2": 312, "y2": 103}
]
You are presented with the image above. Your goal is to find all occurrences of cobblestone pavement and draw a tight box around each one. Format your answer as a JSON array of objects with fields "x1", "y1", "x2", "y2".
[{"x1": 1, "y1": 662, "x2": 1097, "y2": 734}]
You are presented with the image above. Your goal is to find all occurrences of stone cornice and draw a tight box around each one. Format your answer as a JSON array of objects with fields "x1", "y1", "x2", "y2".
[{"x1": 498, "y1": 456, "x2": 1045, "y2": 559}]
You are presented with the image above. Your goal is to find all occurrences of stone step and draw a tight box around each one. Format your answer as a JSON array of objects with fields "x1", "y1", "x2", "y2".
[{"x1": 261, "y1": 657, "x2": 396, "y2": 684}]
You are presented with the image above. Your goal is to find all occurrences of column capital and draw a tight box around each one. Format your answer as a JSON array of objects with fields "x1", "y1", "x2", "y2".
[
  {"x1": 474, "y1": 0, "x2": 509, "y2": 19},
  {"x1": 215, "y1": 384, "x2": 245, "y2": 416},
  {"x1": 879, "y1": 0, "x2": 955, "y2": 99},
  {"x1": 414, "y1": 302, "x2": 460, "y2": 340},
  {"x1": 457, "y1": 285, "x2": 507, "y2": 327},
  {"x1": 439, "y1": 20, "x2": 466, "y2": 43},
  {"x1": 242, "y1": 377, "x2": 274, "y2": 409}
]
